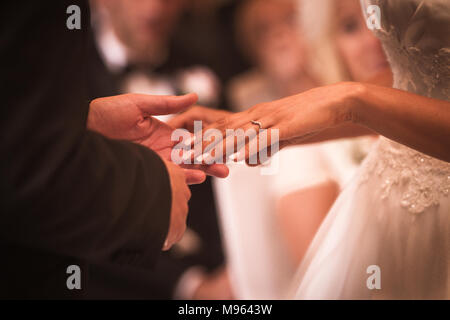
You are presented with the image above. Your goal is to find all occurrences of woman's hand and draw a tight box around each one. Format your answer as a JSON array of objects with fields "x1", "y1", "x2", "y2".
[
  {"x1": 194, "y1": 82, "x2": 363, "y2": 163},
  {"x1": 168, "y1": 105, "x2": 233, "y2": 132}
]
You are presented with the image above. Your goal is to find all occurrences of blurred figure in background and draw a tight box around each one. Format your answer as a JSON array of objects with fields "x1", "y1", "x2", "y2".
[
  {"x1": 228, "y1": 0, "x2": 318, "y2": 109},
  {"x1": 90, "y1": 0, "x2": 232, "y2": 299},
  {"x1": 92, "y1": 0, "x2": 221, "y2": 108},
  {"x1": 300, "y1": 0, "x2": 391, "y2": 84},
  {"x1": 174, "y1": 0, "x2": 249, "y2": 92}
]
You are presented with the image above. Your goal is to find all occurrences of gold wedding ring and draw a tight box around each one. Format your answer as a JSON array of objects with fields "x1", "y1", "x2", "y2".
[{"x1": 251, "y1": 120, "x2": 263, "y2": 130}]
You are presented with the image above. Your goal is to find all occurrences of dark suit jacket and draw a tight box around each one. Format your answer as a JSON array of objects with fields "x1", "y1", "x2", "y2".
[{"x1": 0, "y1": 1, "x2": 172, "y2": 298}]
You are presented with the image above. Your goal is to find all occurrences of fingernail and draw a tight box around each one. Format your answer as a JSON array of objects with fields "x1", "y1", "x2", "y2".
[
  {"x1": 229, "y1": 152, "x2": 240, "y2": 161},
  {"x1": 195, "y1": 154, "x2": 203, "y2": 163},
  {"x1": 184, "y1": 136, "x2": 192, "y2": 146},
  {"x1": 185, "y1": 135, "x2": 197, "y2": 146},
  {"x1": 182, "y1": 149, "x2": 193, "y2": 162},
  {"x1": 203, "y1": 153, "x2": 212, "y2": 163}
]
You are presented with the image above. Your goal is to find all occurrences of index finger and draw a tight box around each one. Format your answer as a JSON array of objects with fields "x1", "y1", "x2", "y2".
[{"x1": 132, "y1": 93, "x2": 199, "y2": 116}]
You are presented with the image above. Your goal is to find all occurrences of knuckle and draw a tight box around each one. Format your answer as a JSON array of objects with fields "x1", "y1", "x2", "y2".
[
  {"x1": 216, "y1": 117, "x2": 228, "y2": 128},
  {"x1": 250, "y1": 102, "x2": 265, "y2": 113},
  {"x1": 90, "y1": 98, "x2": 101, "y2": 107}
]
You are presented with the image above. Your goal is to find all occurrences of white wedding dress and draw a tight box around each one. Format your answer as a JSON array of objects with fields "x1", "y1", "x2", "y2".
[{"x1": 292, "y1": 0, "x2": 450, "y2": 299}]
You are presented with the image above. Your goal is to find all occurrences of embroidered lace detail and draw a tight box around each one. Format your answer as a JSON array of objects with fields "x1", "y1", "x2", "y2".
[
  {"x1": 365, "y1": 0, "x2": 450, "y2": 101},
  {"x1": 360, "y1": 138, "x2": 450, "y2": 214},
  {"x1": 373, "y1": 29, "x2": 450, "y2": 101}
]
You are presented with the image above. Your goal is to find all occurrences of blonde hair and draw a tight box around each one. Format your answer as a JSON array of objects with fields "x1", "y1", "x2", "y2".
[{"x1": 298, "y1": 0, "x2": 351, "y2": 84}]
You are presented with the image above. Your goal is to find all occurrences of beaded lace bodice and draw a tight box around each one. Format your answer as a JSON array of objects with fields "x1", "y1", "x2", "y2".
[{"x1": 359, "y1": 0, "x2": 450, "y2": 214}]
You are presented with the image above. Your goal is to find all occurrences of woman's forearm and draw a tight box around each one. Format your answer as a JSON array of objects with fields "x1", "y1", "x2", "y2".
[
  {"x1": 298, "y1": 123, "x2": 376, "y2": 145},
  {"x1": 350, "y1": 83, "x2": 450, "y2": 162},
  {"x1": 195, "y1": 82, "x2": 449, "y2": 164}
]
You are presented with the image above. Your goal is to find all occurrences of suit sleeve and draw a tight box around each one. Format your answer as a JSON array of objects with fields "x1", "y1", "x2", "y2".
[{"x1": 0, "y1": 1, "x2": 171, "y2": 267}]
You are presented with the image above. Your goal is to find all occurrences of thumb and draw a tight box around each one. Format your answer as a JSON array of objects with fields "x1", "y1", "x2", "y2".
[
  {"x1": 183, "y1": 169, "x2": 206, "y2": 185},
  {"x1": 132, "y1": 93, "x2": 198, "y2": 116}
]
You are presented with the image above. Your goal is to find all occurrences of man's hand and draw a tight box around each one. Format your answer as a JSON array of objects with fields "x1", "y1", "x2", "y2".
[
  {"x1": 88, "y1": 93, "x2": 228, "y2": 183},
  {"x1": 162, "y1": 160, "x2": 191, "y2": 251},
  {"x1": 88, "y1": 93, "x2": 199, "y2": 141},
  {"x1": 87, "y1": 94, "x2": 228, "y2": 250}
]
